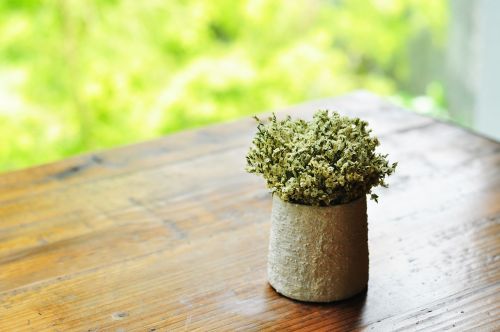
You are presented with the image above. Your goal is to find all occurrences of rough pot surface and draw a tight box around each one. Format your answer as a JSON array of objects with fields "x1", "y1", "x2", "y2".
[{"x1": 268, "y1": 195, "x2": 368, "y2": 302}]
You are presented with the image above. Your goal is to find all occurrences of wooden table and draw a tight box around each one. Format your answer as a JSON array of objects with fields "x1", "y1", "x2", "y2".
[{"x1": 1, "y1": 92, "x2": 499, "y2": 331}]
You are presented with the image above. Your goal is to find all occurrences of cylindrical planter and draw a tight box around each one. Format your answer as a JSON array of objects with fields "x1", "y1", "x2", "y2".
[{"x1": 267, "y1": 195, "x2": 368, "y2": 302}]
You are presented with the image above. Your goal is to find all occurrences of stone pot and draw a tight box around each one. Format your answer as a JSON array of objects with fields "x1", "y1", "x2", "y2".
[{"x1": 267, "y1": 195, "x2": 368, "y2": 302}]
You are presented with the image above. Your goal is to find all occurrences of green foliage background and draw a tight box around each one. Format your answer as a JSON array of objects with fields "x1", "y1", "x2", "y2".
[{"x1": 0, "y1": 0, "x2": 447, "y2": 172}]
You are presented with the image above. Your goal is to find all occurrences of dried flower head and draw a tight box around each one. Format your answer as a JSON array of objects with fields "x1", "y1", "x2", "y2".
[{"x1": 246, "y1": 110, "x2": 397, "y2": 206}]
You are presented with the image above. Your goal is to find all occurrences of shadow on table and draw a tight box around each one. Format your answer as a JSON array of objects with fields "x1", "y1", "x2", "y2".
[{"x1": 262, "y1": 284, "x2": 368, "y2": 330}]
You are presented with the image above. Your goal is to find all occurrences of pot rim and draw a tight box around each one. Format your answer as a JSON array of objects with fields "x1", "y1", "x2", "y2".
[{"x1": 272, "y1": 193, "x2": 366, "y2": 209}]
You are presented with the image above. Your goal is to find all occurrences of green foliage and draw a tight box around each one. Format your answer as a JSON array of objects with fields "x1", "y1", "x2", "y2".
[
  {"x1": 0, "y1": 0, "x2": 447, "y2": 171},
  {"x1": 246, "y1": 111, "x2": 397, "y2": 206}
]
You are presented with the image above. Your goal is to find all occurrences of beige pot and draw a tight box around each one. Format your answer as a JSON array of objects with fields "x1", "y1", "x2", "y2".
[{"x1": 267, "y1": 195, "x2": 368, "y2": 302}]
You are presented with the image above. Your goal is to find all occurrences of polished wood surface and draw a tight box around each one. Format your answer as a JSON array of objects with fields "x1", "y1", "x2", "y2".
[{"x1": 0, "y1": 92, "x2": 499, "y2": 331}]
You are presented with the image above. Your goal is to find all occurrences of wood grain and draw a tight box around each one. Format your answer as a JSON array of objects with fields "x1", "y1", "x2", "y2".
[{"x1": 0, "y1": 92, "x2": 499, "y2": 331}]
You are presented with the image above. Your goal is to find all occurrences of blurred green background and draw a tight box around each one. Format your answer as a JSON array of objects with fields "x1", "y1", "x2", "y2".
[{"x1": 0, "y1": 0, "x2": 447, "y2": 172}]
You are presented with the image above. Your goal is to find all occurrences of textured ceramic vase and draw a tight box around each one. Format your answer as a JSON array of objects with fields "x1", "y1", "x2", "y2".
[{"x1": 267, "y1": 195, "x2": 368, "y2": 302}]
